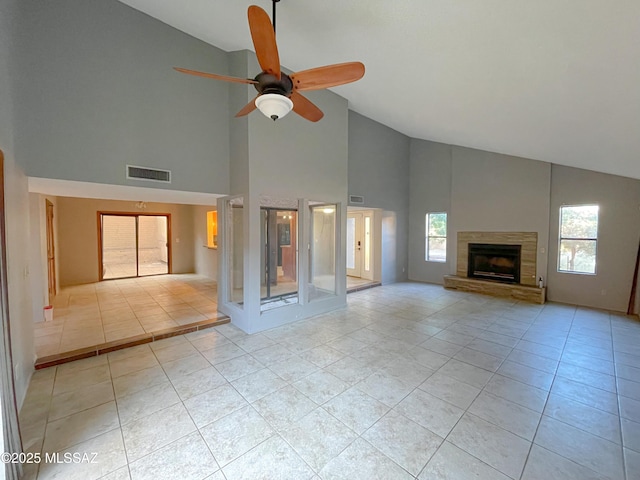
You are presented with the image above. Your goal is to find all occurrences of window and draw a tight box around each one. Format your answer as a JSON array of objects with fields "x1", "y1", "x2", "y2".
[
  {"x1": 206, "y1": 210, "x2": 218, "y2": 248},
  {"x1": 558, "y1": 205, "x2": 598, "y2": 274},
  {"x1": 426, "y1": 212, "x2": 447, "y2": 262}
]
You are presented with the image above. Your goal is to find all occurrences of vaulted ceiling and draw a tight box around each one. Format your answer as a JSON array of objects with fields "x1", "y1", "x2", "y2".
[{"x1": 118, "y1": 0, "x2": 640, "y2": 179}]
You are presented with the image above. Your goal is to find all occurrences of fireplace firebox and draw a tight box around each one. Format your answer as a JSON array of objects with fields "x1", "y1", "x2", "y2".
[{"x1": 467, "y1": 243, "x2": 521, "y2": 284}]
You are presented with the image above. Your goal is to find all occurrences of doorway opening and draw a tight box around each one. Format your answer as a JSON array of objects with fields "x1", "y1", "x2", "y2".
[
  {"x1": 260, "y1": 207, "x2": 298, "y2": 309},
  {"x1": 346, "y1": 207, "x2": 381, "y2": 291},
  {"x1": 99, "y1": 213, "x2": 171, "y2": 280}
]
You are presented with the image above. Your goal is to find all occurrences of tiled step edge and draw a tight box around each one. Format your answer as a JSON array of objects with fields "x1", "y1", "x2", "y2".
[
  {"x1": 34, "y1": 316, "x2": 230, "y2": 370},
  {"x1": 347, "y1": 281, "x2": 382, "y2": 294}
]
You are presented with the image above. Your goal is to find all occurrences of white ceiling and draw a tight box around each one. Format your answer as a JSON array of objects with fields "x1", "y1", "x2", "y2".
[{"x1": 118, "y1": 0, "x2": 640, "y2": 179}]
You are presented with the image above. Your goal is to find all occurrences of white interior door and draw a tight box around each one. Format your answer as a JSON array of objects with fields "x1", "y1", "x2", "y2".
[{"x1": 346, "y1": 212, "x2": 363, "y2": 277}]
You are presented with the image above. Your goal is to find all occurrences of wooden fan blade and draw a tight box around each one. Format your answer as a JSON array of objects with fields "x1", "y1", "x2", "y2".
[
  {"x1": 248, "y1": 6, "x2": 281, "y2": 79},
  {"x1": 235, "y1": 96, "x2": 259, "y2": 117},
  {"x1": 290, "y1": 62, "x2": 365, "y2": 91},
  {"x1": 173, "y1": 67, "x2": 257, "y2": 85},
  {"x1": 291, "y1": 91, "x2": 324, "y2": 122}
]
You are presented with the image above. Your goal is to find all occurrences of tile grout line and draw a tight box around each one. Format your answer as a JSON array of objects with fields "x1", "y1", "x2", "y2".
[
  {"x1": 25, "y1": 286, "x2": 640, "y2": 480},
  {"x1": 612, "y1": 312, "x2": 629, "y2": 480},
  {"x1": 512, "y1": 305, "x2": 572, "y2": 480}
]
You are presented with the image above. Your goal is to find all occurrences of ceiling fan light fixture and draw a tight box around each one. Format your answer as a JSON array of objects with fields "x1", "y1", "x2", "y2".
[{"x1": 255, "y1": 93, "x2": 293, "y2": 121}]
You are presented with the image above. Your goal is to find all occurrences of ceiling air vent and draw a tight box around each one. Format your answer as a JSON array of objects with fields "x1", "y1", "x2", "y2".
[
  {"x1": 349, "y1": 195, "x2": 364, "y2": 205},
  {"x1": 126, "y1": 165, "x2": 171, "y2": 183}
]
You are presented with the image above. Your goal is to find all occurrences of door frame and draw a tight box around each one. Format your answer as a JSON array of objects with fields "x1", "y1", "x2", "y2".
[
  {"x1": 1, "y1": 149, "x2": 24, "y2": 478},
  {"x1": 346, "y1": 207, "x2": 381, "y2": 282},
  {"x1": 97, "y1": 211, "x2": 172, "y2": 280},
  {"x1": 45, "y1": 199, "x2": 56, "y2": 303},
  {"x1": 260, "y1": 207, "x2": 298, "y2": 301},
  {"x1": 346, "y1": 212, "x2": 363, "y2": 278}
]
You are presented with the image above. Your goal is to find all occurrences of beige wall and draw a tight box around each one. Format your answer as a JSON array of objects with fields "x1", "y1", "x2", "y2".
[
  {"x1": 28, "y1": 193, "x2": 60, "y2": 324},
  {"x1": 57, "y1": 197, "x2": 195, "y2": 286},
  {"x1": 4, "y1": 159, "x2": 34, "y2": 407}
]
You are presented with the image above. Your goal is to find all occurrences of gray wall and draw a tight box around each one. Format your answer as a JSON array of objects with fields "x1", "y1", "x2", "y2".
[
  {"x1": 14, "y1": 0, "x2": 230, "y2": 194},
  {"x1": 450, "y1": 146, "x2": 551, "y2": 284},
  {"x1": 1, "y1": 0, "x2": 34, "y2": 407},
  {"x1": 249, "y1": 94, "x2": 349, "y2": 201},
  {"x1": 407, "y1": 138, "x2": 640, "y2": 313},
  {"x1": 348, "y1": 111, "x2": 410, "y2": 284},
  {"x1": 409, "y1": 140, "x2": 551, "y2": 285},
  {"x1": 227, "y1": 50, "x2": 252, "y2": 196},
  {"x1": 408, "y1": 140, "x2": 453, "y2": 283},
  {"x1": 229, "y1": 50, "x2": 350, "y2": 201},
  {"x1": 220, "y1": 51, "x2": 351, "y2": 332},
  {"x1": 547, "y1": 165, "x2": 640, "y2": 311}
]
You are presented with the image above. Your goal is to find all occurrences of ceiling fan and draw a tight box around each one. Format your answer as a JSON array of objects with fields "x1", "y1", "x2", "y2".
[{"x1": 174, "y1": 1, "x2": 365, "y2": 122}]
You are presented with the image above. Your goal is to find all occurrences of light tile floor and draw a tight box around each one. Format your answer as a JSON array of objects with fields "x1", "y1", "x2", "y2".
[
  {"x1": 35, "y1": 274, "x2": 372, "y2": 358},
  {"x1": 34, "y1": 275, "x2": 220, "y2": 358},
  {"x1": 20, "y1": 282, "x2": 640, "y2": 479},
  {"x1": 102, "y1": 261, "x2": 169, "y2": 280},
  {"x1": 346, "y1": 276, "x2": 379, "y2": 291}
]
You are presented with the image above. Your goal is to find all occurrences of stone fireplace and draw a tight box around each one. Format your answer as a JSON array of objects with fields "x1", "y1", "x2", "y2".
[
  {"x1": 456, "y1": 231, "x2": 538, "y2": 286},
  {"x1": 444, "y1": 231, "x2": 544, "y2": 304}
]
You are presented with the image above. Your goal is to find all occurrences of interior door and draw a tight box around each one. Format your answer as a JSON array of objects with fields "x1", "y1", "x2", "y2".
[
  {"x1": 45, "y1": 200, "x2": 56, "y2": 303},
  {"x1": 346, "y1": 212, "x2": 363, "y2": 277}
]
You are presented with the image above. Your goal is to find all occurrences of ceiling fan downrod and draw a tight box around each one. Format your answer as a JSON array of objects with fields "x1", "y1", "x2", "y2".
[{"x1": 272, "y1": 0, "x2": 280, "y2": 33}]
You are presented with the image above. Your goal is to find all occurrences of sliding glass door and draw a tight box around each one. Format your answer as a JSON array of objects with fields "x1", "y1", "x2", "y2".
[{"x1": 100, "y1": 213, "x2": 170, "y2": 280}]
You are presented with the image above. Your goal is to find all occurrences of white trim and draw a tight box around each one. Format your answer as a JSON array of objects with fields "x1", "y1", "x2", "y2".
[{"x1": 28, "y1": 177, "x2": 223, "y2": 206}]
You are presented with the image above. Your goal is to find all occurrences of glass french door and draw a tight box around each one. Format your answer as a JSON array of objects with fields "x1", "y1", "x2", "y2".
[
  {"x1": 260, "y1": 207, "x2": 298, "y2": 304},
  {"x1": 309, "y1": 204, "x2": 337, "y2": 301},
  {"x1": 100, "y1": 213, "x2": 170, "y2": 280}
]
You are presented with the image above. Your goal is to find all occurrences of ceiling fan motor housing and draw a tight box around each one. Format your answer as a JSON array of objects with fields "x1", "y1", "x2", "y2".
[{"x1": 254, "y1": 72, "x2": 293, "y2": 97}]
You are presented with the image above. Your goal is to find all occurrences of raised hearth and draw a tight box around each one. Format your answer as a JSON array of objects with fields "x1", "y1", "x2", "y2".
[{"x1": 444, "y1": 275, "x2": 545, "y2": 304}]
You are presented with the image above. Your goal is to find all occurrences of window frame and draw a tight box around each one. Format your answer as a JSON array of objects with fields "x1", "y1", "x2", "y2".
[
  {"x1": 557, "y1": 204, "x2": 599, "y2": 275},
  {"x1": 425, "y1": 212, "x2": 447, "y2": 263},
  {"x1": 206, "y1": 210, "x2": 218, "y2": 249}
]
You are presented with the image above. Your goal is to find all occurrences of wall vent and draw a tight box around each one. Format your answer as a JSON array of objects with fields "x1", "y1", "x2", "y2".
[
  {"x1": 126, "y1": 165, "x2": 171, "y2": 183},
  {"x1": 349, "y1": 195, "x2": 364, "y2": 205}
]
